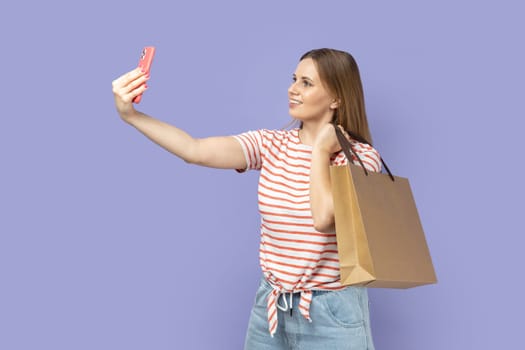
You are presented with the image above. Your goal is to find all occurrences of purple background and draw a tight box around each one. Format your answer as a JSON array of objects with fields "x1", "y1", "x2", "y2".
[{"x1": 1, "y1": 0, "x2": 524, "y2": 349}]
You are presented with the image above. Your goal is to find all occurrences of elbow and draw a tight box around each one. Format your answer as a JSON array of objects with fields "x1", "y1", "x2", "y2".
[
  {"x1": 182, "y1": 139, "x2": 202, "y2": 165},
  {"x1": 181, "y1": 155, "x2": 197, "y2": 165},
  {"x1": 312, "y1": 214, "x2": 335, "y2": 233},
  {"x1": 311, "y1": 197, "x2": 335, "y2": 232}
]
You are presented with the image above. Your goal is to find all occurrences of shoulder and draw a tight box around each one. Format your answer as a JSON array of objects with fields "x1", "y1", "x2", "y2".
[
  {"x1": 256, "y1": 128, "x2": 302, "y2": 146},
  {"x1": 332, "y1": 139, "x2": 382, "y2": 172},
  {"x1": 234, "y1": 128, "x2": 300, "y2": 151},
  {"x1": 236, "y1": 128, "x2": 294, "y2": 139},
  {"x1": 262, "y1": 128, "x2": 297, "y2": 139}
]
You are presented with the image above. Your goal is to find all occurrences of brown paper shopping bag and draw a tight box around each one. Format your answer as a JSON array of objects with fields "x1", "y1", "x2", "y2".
[{"x1": 330, "y1": 126, "x2": 437, "y2": 288}]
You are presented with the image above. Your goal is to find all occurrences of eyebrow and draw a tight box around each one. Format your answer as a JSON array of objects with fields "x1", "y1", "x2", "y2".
[{"x1": 293, "y1": 74, "x2": 314, "y2": 82}]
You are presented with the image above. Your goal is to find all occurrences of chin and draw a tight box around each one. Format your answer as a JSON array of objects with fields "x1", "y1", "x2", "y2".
[{"x1": 289, "y1": 109, "x2": 305, "y2": 120}]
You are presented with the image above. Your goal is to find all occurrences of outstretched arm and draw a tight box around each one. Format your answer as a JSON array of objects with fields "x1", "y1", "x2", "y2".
[{"x1": 112, "y1": 67, "x2": 246, "y2": 169}]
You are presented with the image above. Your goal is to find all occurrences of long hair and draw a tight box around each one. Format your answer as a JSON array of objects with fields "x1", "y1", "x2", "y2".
[{"x1": 300, "y1": 48, "x2": 373, "y2": 144}]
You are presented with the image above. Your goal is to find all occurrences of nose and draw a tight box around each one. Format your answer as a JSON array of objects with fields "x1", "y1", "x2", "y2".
[{"x1": 288, "y1": 81, "x2": 299, "y2": 96}]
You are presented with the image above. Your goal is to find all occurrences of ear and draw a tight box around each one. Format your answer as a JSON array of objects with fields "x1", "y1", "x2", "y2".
[{"x1": 330, "y1": 98, "x2": 340, "y2": 110}]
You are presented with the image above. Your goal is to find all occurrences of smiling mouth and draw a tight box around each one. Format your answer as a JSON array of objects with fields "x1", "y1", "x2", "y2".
[{"x1": 289, "y1": 99, "x2": 302, "y2": 105}]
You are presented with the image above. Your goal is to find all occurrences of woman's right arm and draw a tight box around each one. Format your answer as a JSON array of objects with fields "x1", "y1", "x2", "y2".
[{"x1": 112, "y1": 67, "x2": 247, "y2": 170}]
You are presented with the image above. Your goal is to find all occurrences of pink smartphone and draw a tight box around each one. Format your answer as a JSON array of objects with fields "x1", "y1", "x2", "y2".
[{"x1": 132, "y1": 46, "x2": 156, "y2": 104}]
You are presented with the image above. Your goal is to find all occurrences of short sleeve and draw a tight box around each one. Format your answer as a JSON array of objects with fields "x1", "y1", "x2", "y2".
[
  {"x1": 233, "y1": 130, "x2": 266, "y2": 172},
  {"x1": 331, "y1": 140, "x2": 382, "y2": 172}
]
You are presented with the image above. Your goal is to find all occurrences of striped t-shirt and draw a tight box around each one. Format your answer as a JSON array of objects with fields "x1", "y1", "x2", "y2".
[{"x1": 234, "y1": 128, "x2": 381, "y2": 336}]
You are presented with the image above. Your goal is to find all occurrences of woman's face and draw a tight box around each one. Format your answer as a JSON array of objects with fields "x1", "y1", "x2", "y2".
[{"x1": 288, "y1": 58, "x2": 336, "y2": 124}]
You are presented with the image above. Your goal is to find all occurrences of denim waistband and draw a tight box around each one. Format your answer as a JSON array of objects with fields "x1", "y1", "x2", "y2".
[{"x1": 260, "y1": 276, "x2": 343, "y2": 297}]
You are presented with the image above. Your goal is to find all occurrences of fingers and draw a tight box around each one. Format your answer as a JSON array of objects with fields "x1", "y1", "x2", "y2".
[
  {"x1": 125, "y1": 73, "x2": 149, "y2": 92},
  {"x1": 112, "y1": 68, "x2": 149, "y2": 103},
  {"x1": 112, "y1": 67, "x2": 144, "y2": 88},
  {"x1": 337, "y1": 125, "x2": 351, "y2": 141},
  {"x1": 114, "y1": 67, "x2": 148, "y2": 87},
  {"x1": 120, "y1": 82, "x2": 148, "y2": 104}
]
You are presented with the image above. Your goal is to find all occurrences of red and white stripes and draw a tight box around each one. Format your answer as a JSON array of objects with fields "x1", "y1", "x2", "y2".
[{"x1": 234, "y1": 128, "x2": 381, "y2": 336}]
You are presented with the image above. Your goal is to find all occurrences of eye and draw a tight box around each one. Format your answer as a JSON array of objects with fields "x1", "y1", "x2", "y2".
[{"x1": 291, "y1": 76, "x2": 313, "y2": 87}]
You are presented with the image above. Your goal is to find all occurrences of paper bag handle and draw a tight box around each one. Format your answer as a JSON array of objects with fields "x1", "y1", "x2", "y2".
[{"x1": 332, "y1": 122, "x2": 395, "y2": 182}]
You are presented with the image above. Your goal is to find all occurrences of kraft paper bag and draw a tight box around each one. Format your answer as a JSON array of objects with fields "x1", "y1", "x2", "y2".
[{"x1": 330, "y1": 129, "x2": 437, "y2": 288}]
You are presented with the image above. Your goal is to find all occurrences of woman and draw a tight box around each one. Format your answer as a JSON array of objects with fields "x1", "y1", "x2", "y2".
[{"x1": 112, "y1": 48, "x2": 380, "y2": 349}]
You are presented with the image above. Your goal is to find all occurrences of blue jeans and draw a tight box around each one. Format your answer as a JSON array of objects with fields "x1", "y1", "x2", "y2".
[{"x1": 244, "y1": 277, "x2": 375, "y2": 350}]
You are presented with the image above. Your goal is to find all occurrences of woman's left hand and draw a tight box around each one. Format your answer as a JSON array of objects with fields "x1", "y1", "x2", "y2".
[{"x1": 313, "y1": 123, "x2": 347, "y2": 154}]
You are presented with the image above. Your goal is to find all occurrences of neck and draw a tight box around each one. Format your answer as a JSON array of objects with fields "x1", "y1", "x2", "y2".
[{"x1": 298, "y1": 119, "x2": 332, "y2": 146}]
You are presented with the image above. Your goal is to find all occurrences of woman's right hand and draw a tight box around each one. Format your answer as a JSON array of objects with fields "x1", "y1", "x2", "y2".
[{"x1": 111, "y1": 67, "x2": 149, "y2": 121}]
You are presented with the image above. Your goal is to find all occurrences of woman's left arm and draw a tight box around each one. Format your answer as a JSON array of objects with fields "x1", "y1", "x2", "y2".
[{"x1": 310, "y1": 124, "x2": 341, "y2": 232}]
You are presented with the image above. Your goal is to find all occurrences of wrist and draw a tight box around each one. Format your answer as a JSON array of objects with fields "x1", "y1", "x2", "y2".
[
  {"x1": 312, "y1": 143, "x2": 332, "y2": 156},
  {"x1": 120, "y1": 109, "x2": 140, "y2": 124},
  {"x1": 311, "y1": 146, "x2": 332, "y2": 166}
]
